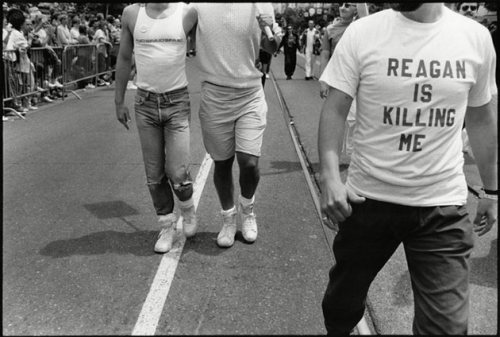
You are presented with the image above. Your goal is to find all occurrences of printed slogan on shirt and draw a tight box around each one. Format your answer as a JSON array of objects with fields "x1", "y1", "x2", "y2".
[{"x1": 384, "y1": 58, "x2": 466, "y2": 152}]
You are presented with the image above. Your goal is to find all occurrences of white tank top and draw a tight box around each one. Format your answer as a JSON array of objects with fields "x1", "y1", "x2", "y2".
[{"x1": 133, "y1": 3, "x2": 187, "y2": 93}]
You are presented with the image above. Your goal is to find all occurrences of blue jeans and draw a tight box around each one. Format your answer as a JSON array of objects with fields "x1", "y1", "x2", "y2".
[
  {"x1": 322, "y1": 198, "x2": 473, "y2": 335},
  {"x1": 134, "y1": 87, "x2": 193, "y2": 216}
]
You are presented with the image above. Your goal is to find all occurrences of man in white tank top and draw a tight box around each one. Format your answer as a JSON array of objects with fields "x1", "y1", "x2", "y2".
[
  {"x1": 114, "y1": 3, "x2": 197, "y2": 254},
  {"x1": 183, "y1": 3, "x2": 280, "y2": 248}
]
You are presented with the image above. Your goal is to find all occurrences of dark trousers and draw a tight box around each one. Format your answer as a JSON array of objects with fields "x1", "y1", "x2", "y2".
[
  {"x1": 322, "y1": 198, "x2": 473, "y2": 335},
  {"x1": 284, "y1": 50, "x2": 297, "y2": 77}
]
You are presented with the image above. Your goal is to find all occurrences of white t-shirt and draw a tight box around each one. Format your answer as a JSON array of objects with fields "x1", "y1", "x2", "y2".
[
  {"x1": 319, "y1": 7, "x2": 497, "y2": 207},
  {"x1": 133, "y1": 3, "x2": 188, "y2": 93},
  {"x1": 70, "y1": 27, "x2": 80, "y2": 40},
  {"x1": 192, "y1": 3, "x2": 274, "y2": 89},
  {"x1": 5, "y1": 29, "x2": 30, "y2": 73}
]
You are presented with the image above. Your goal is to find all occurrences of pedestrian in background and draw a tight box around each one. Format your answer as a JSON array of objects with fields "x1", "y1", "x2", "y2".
[
  {"x1": 301, "y1": 19, "x2": 319, "y2": 80},
  {"x1": 183, "y1": 3, "x2": 280, "y2": 248},
  {"x1": 318, "y1": 3, "x2": 497, "y2": 335},
  {"x1": 279, "y1": 25, "x2": 300, "y2": 80},
  {"x1": 319, "y1": 3, "x2": 368, "y2": 161},
  {"x1": 114, "y1": 2, "x2": 198, "y2": 254}
]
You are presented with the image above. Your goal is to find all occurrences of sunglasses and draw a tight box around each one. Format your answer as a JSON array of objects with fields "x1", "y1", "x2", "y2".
[
  {"x1": 460, "y1": 5, "x2": 477, "y2": 11},
  {"x1": 341, "y1": 3, "x2": 355, "y2": 8}
]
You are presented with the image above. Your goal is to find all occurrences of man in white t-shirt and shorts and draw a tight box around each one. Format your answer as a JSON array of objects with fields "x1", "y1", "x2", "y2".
[
  {"x1": 114, "y1": 3, "x2": 197, "y2": 254},
  {"x1": 183, "y1": 3, "x2": 280, "y2": 248},
  {"x1": 318, "y1": 3, "x2": 497, "y2": 334}
]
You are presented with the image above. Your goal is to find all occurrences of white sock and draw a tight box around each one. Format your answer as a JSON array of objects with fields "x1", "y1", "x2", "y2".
[
  {"x1": 239, "y1": 195, "x2": 255, "y2": 208},
  {"x1": 221, "y1": 206, "x2": 237, "y2": 217},
  {"x1": 178, "y1": 198, "x2": 194, "y2": 209}
]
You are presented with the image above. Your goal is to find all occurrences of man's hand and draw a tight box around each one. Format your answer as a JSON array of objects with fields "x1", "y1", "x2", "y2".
[
  {"x1": 320, "y1": 177, "x2": 365, "y2": 226},
  {"x1": 473, "y1": 198, "x2": 497, "y2": 236},
  {"x1": 255, "y1": 58, "x2": 262, "y2": 71},
  {"x1": 115, "y1": 103, "x2": 131, "y2": 130},
  {"x1": 320, "y1": 82, "x2": 330, "y2": 99}
]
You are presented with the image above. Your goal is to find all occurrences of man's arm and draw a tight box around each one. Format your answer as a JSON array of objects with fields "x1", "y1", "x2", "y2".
[
  {"x1": 318, "y1": 87, "x2": 365, "y2": 227},
  {"x1": 259, "y1": 21, "x2": 281, "y2": 55},
  {"x1": 183, "y1": 4, "x2": 198, "y2": 37},
  {"x1": 465, "y1": 95, "x2": 498, "y2": 236},
  {"x1": 319, "y1": 29, "x2": 331, "y2": 78},
  {"x1": 114, "y1": 5, "x2": 136, "y2": 130}
]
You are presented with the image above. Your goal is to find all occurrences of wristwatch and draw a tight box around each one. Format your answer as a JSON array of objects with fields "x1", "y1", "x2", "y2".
[{"x1": 480, "y1": 188, "x2": 498, "y2": 201}]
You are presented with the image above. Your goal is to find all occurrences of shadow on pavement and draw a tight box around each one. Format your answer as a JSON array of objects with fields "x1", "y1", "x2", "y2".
[
  {"x1": 183, "y1": 231, "x2": 253, "y2": 257},
  {"x1": 39, "y1": 230, "x2": 158, "y2": 257},
  {"x1": 84, "y1": 200, "x2": 140, "y2": 219},
  {"x1": 260, "y1": 160, "x2": 302, "y2": 176}
]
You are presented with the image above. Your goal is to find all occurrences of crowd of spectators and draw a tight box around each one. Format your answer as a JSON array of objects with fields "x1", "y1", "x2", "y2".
[
  {"x1": 275, "y1": 2, "x2": 497, "y2": 80},
  {"x1": 3, "y1": 2, "x2": 122, "y2": 118}
]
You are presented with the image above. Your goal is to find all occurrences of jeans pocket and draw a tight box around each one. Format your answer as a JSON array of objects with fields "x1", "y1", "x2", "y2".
[
  {"x1": 170, "y1": 92, "x2": 190, "y2": 105},
  {"x1": 134, "y1": 95, "x2": 146, "y2": 106}
]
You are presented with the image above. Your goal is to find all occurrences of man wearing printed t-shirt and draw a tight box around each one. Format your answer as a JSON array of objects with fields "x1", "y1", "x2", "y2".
[
  {"x1": 114, "y1": 3, "x2": 197, "y2": 254},
  {"x1": 318, "y1": 2, "x2": 497, "y2": 335}
]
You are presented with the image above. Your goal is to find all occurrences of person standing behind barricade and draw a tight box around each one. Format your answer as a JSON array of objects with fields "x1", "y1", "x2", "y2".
[
  {"x1": 114, "y1": 2, "x2": 198, "y2": 254},
  {"x1": 278, "y1": 25, "x2": 300, "y2": 80},
  {"x1": 22, "y1": 17, "x2": 39, "y2": 110},
  {"x1": 56, "y1": 14, "x2": 76, "y2": 46},
  {"x1": 31, "y1": 14, "x2": 61, "y2": 102},
  {"x1": 183, "y1": 3, "x2": 280, "y2": 248},
  {"x1": 93, "y1": 20, "x2": 112, "y2": 86},
  {"x1": 301, "y1": 19, "x2": 319, "y2": 80},
  {"x1": 69, "y1": 16, "x2": 80, "y2": 42},
  {"x1": 46, "y1": 14, "x2": 59, "y2": 47},
  {"x1": 318, "y1": 3, "x2": 497, "y2": 335},
  {"x1": 75, "y1": 25, "x2": 94, "y2": 90},
  {"x1": 5, "y1": 8, "x2": 31, "y2": 114}
]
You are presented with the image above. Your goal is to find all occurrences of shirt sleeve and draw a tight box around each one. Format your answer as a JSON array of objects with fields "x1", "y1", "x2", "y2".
[
  {"x1": 318, "y1": 23, "x2": 360, "y2": 99},
  {"x1": 468, "y1": 29, "x2": 497, "y2": 106}
]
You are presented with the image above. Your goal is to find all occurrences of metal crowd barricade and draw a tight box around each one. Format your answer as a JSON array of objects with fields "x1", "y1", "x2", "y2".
[
  {"x1": 3, "y1": 43, "x2": 119, "y2": 117},
  {"x1": 30, "y1": 46, "x2": 64, "y2": 93},
  {"x1": 61, "y1": 44, "x2": 99, "y2": 100}
]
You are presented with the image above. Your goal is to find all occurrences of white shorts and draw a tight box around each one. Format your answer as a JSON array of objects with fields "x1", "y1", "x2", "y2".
[{"x1": 199, "y1": 81, "x2": 267, "y2": 161}]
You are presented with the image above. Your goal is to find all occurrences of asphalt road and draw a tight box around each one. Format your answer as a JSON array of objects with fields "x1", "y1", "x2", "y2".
[{"x1": 2, "y1": 54, "x2": 497, "y2": 335}]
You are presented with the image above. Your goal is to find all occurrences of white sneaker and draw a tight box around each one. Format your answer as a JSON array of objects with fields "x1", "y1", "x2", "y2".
[
  {"x1": 154, "y1": 213, "x2": 177, "y2": 253},
  {"x1": 181, "y1": 205, "x2": 198, "y2": 238},
  {"x1": 240, "y1": 203, "x2": 258, "y2": 243},
  {"x1": 217, "y1": 208, "x2": 237, "y2": 248},
  {"x1": 127, "y1": 81, "x2": 137, "y2": 90}
]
